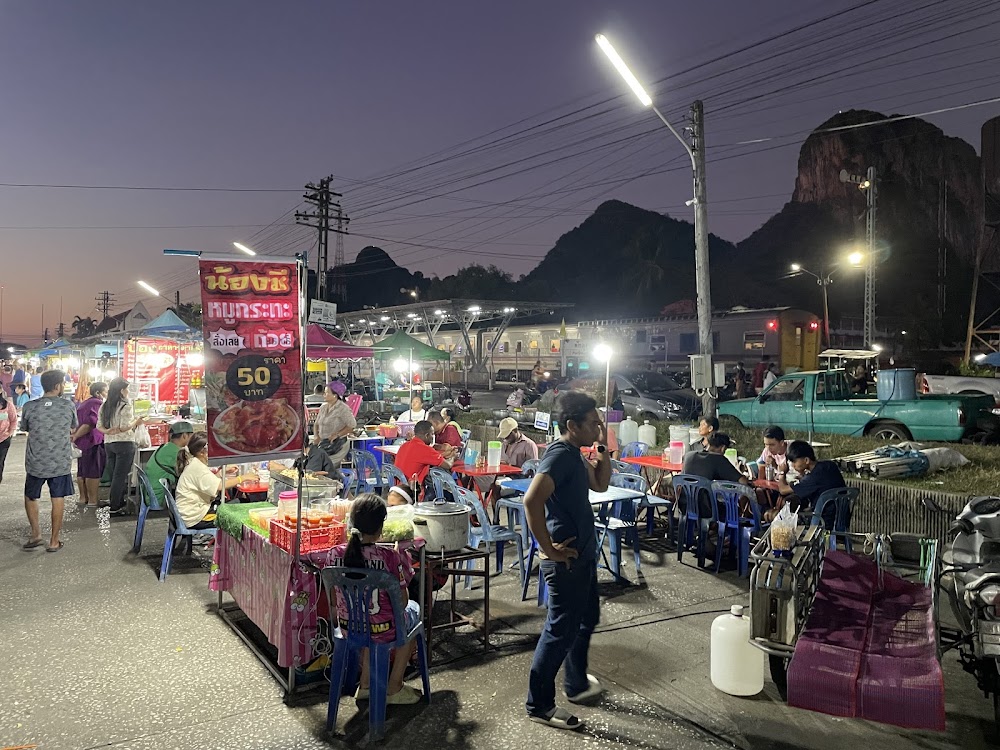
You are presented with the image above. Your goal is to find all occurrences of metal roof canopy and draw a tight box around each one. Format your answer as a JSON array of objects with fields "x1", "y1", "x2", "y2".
[{"x1": 335, "y1": 299, "x2": 572, "y2": 375}]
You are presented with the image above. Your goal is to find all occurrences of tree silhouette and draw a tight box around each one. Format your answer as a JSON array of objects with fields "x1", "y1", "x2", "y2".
[{"x1": 71, "y1": 315, "x2": 97, "y2": 339}]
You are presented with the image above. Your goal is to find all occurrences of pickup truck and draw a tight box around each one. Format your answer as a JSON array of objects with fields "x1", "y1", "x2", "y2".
[
  {"x1": 919, "y1": 373, "x2": 1000, "y2": 405},
  {"x1": 718, "y1": 369, "x2": 993, "y2": 442}
]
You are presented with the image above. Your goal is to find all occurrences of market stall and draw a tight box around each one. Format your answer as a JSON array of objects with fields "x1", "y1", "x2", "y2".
[
  {"x1": 374, "y1": 330, "x2": 452, "y2": 407},
  {"x1": 123, "y1": 313, "x2": 204, "y2": 412}
]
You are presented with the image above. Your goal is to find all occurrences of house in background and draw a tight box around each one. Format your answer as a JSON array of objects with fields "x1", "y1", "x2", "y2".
[{"x1": 94, "y1": 302, "x2": 152, "y2": 336}]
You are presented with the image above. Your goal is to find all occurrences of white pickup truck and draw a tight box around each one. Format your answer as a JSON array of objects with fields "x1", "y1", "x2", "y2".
[{"x1": 919, "y1": 373, "x2": 1000, "y2": 405}]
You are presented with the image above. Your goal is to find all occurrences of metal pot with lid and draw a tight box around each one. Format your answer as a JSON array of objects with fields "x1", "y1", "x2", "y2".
[{"x1": 411, "y1": 500, "x2": 471, "y2": 552}]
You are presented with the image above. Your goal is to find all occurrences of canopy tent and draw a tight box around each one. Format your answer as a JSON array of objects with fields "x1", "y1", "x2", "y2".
[
  {"x1": 32, "y1": 338, "x2": 77, "y2": 358},
  {"x1": 141, "y1": 309, "x2": 197, "y2": 338},
  {"x1": 374, "y1": 331, "x2": 450, "y2": 362},
  {"x1": 306, "y1": 324, "x2": 375, "y2": 359}
]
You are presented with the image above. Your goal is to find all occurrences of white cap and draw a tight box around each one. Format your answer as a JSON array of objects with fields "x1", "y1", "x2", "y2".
[
  {"x1": 731, "y1": 605, "x2": 745, "y2": 617},
  {"x1": 497, "y1": 416, "x2": 519, "y2": 439}
]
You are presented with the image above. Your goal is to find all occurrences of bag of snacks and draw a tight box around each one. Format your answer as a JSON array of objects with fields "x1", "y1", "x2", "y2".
[{"x1": 770, "y1": 504, "x2": 798, "y2": 554}]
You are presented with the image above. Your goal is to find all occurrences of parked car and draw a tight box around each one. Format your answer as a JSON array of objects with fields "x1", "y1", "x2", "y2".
[
  {"x1": 612, "y1": 371, "x2": 700, "y2": 422},
  {"x1": 718, "y1": 369, "x2": 993, "y2": 442},
  {"x1": 919, "y1": 373, "x2": 1000, "y2": 406}
]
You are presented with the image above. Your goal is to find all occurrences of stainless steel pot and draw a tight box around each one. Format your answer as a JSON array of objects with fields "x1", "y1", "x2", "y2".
[{"x1": 411, "y1": 501, "x2": 471, "y2": 552}]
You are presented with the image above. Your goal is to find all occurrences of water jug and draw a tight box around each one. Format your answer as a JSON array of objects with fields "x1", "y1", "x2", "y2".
[
  {"x1": 668, "y1": 424, "x2": 688, "y2": 446},
  {"x1": 669, "y1": 440, "x2": 684, "y2": 465},
  {"x1": 689, "y1": 427, "x2": 702, "y2": 446},
  {"x1": 487, "y1": 440, "x2": 502, "y2": 469},
  {"x1": 619, "y1": 416, "x2": 639, "y2": 446},
  {"x1": 637, "y1": 420, "x2": 656, "y2": 449},
  {"x1": 710, "y1": 605, "x2": 764, "y2": 696}
]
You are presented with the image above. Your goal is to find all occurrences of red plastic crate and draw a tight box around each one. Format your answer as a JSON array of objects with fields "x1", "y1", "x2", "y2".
[
  {"x1": 378, "y1": 425, "x2": 399, "y2": 439},
  {"x1": 269, "y1": 518, "x2": 346, "y2": 554}
]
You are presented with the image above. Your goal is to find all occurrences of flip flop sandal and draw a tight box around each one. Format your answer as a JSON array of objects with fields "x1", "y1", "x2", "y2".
[
  {"x1": 46, "y1": 541, "x2": 64, "y2": 553},
  {"x1": 528, "y1": 707, "x2": 584, "y2": 731},
  {"x1": 22, "y1": 539, "x2": 44, "y2": 550}
]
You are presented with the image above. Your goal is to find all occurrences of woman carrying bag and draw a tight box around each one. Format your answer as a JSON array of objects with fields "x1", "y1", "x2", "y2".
[
  {"x1": 99, "y1": 378, "x2": 146, "y2": 516},
  {"x1": 313, "y1": 380, "x2": 356, "y2": 466}
]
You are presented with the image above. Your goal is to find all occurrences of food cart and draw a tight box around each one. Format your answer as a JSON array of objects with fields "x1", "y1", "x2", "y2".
[{"x1": 749, "y1": 525, "x2": 943, "y2": 731}]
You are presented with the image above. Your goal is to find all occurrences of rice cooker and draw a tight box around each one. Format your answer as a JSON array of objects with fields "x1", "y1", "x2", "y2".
[{"x1": 411, "y1": 501, "x2": 471, "y2": 552}]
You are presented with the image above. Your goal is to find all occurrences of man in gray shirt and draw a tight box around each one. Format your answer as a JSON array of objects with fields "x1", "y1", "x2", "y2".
[{"x1": 21, "y1": 370, "x2": 78, "y2": 552}]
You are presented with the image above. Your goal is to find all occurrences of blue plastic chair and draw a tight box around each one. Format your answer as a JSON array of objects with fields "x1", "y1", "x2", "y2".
[
  {"x1": 158, "y1": 479, "x2": 218, "y2": 582},
  {"x1": 426, "y1": 467, "x2": 460, "y2": 502},
  {"x1": 520, "y1": 458, "x2": 540, "y2": 477},
  {"x1": 338, "y1": 468, "x2": 358, "y2": 497},
  {"x1": 595, "y1": 477, "x2": 642, "y2": 579},
  {"x1": 350, "y1": 449, "x2": 382, "y2": 494},
  {"x1": 712, "y1": 481, "x2": 765, "y2": 576},
  {"x1": 459, "y1": 429, "x2": 472, "y2": 445},
  {"x1": 673, "y1": 474, "x2": 716, "y2": 568},
  {"x1": 810, "y1": 487, "x2": 859, "y2": 550},
  {"x1": 611, "y1": 459, "x2": 640, "y2": 475},
  {"x1": 456, "y1": 487, "x2": 525, "y2": 590},
  {"x1": 133, "y1": 466, "x2": 166, "y2": 554},
  {"x1": 320, "y1": 566, "x2": 430, "y2": 741},
  {"x1": 620, "y1": 441, "x2": 649, "y2": 459},
  {"x1": 380, "y1": 462, "x2": 408, "y2": 491}
]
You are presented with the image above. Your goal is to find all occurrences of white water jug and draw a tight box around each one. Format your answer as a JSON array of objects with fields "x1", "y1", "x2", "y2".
[
  {"x1": 710, "y1": 605, "x2": 764, "y2": 696},
  {"x1": 637, "y1": 420, "x2": 656, "y2": 449},
  {"x1": 619, "y1": 416, "x2": 639, "y2": 446},
  {"x1": 669, "y1": 440, "x2": 684, "y2": 465}
]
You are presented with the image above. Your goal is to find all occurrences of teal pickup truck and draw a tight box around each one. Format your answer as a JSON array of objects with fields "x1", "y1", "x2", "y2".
[{"x1": 718, "y1": 369, "x2": 993, "y2": 441}]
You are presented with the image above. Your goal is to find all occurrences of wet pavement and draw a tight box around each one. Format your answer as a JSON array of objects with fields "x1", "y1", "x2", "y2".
[{"x1": 0, "y1": 434, "x2": 994, "y2": 749}]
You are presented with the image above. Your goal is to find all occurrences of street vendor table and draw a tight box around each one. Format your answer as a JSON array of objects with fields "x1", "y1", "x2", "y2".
[
  {"x1": 210, "y1": 516, "x2": 323, "y2": 697},
  {"x1": 622, "y1": 454, "x2": 683, "y2": 494},
  {"x1": 374, "y1": 444, "x2": 400, "y2": 459}
]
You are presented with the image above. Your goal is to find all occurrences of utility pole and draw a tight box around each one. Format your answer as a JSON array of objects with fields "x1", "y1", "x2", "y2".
[
  {"x1": 174, "y1": 290, "x2": 181, "y2": 311},
  {"x1": 296, "y1": 177, "x2": 348, "y2": 303},
  {"x1": 690, "y1": 100, "x2": 714, "y2": 418},
  {"x1": 839, "y1": 167, "x2": 877, "y2": 347},
  {"x1": 331, "y1": 202, "x2": 350, "y2": 303},
  {"x1": 95, "y1": 290, "x2": 116, "y2": 320},
  {"x1": 863, "y1": 165, "x2": 877, "y2": 348}
]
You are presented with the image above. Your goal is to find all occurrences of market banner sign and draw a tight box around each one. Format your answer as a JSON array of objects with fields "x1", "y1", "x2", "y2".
[
  {"x1": 308, "y1": 299, "x2": 337, "y2": 326},
  {"x1": 199, "y1": 259, "x2": 305, "y2": 464},
  {"x1": 123, "y1": 337, "x2": 203, "y2": 408}
]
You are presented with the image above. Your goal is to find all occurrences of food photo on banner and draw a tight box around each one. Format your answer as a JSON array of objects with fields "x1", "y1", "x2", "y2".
[{"x1": 199, "y1": 259, "x2": 306, "y2": 464}]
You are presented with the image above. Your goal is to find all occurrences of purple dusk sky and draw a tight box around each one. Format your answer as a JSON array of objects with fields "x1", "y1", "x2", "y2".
[{"x1": 1, "y1": 1, "x2": 997, "y2": 345}]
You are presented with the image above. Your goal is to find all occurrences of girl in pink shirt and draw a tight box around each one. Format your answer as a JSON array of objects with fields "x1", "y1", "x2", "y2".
[{"x1": 324, "y1": 493, "x2": 421, "y2": 705}]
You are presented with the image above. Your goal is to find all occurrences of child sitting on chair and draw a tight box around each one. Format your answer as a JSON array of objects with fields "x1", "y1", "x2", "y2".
[{"x1": 325, "y1": 493, "x2": 422, "y2": 705}]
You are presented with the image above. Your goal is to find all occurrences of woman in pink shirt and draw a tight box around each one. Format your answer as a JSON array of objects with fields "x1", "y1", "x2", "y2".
[
  {"x1": 324, "y1": 493, "x2": 422, "y2": 705},
  {"x1": 0, "y1": 387, "x2": 18, "y2": 484}
]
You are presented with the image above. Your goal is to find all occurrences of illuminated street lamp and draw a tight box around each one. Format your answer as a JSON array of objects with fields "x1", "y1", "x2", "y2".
[
  {"x1": 233, "y1": 242, "x2": 257, "y2": 256},
  {"x1": 138, "y1": 280, "x2": 160, "y2": 297},
  {"x1": 789, "y1": 264, "x2": 833, "y2": 348},
  {"x1": 593, "y1": 343, "x2": 613, "y2": 409}
]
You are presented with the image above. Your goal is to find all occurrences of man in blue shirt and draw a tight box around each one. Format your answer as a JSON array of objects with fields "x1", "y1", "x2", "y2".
[{"x1": 523, "y1": 390, "x2": 611, "y2": 731}]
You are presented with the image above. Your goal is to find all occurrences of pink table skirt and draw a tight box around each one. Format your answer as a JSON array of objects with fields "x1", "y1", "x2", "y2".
[{"x1": 209, "y1": 530, "x2": 321, "y2": 669}]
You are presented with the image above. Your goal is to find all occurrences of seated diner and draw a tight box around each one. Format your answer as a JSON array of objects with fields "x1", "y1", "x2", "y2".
[
  {"x1": 776, "y1": 439, "x2": 847, "y2": 528},
  {"x1": 174, "y1": 432, "x2": 252, "y2": 529}
]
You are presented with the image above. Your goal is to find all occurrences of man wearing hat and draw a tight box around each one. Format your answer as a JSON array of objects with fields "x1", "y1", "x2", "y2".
[
  {"x1": 498, "y1": 417, "x2": 539, "y2": 469},
  {"x1": 146, "y1": 421, "x2": 194, "y2": 507}
]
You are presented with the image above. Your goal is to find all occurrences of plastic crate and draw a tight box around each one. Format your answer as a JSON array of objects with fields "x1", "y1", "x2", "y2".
[
  {"x1": 378, "y1": 425, "x2": 399, "y2": 439},
  {"x1": 269, "y1": 518, "x2": 346, "y2": 554}
]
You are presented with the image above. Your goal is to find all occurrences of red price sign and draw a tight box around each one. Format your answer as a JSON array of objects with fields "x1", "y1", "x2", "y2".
[{"x1": 199, "y1": 259, "x2": 304, "y2": 462}]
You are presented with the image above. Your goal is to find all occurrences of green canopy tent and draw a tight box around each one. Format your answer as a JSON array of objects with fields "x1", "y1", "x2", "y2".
[{"x1": 373, "y1": 331, "x2": 451, "y2": 403}]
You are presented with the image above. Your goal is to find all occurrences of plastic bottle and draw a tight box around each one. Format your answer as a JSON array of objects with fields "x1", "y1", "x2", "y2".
[
  {"x1": 710, "y1": 605, "x2": 764, "y2": 696},
  {"x1": 619, "y1": 416, "x2": 639, "y2": 446},
  {"x1": 637, "y1": 420, "x2": 656, "y2": 448}
]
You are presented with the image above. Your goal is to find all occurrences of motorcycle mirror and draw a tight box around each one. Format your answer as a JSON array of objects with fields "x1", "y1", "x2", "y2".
[{"x1": 922, "y1": 496, "x2": 945, "y2": 514}]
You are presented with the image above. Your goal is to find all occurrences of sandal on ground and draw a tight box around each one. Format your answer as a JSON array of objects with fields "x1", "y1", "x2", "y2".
[
  {"x1": 355, "y1": 687, "x2": 369, "y2": 700},
  {"x1": 46, "y1": 541, "x2": 64, "y2": 553},
  {"x1": 528, "y1": 706, "x2": 584, "y2": 731},
  {"x1": 22, "y1": 538, "x2": 44, "y2": 550},
  {"x1": 567, "y1": 674, "x2": 604, "y2": 705},
  {"x1": 386, "y1": 685, "x2": 421, "y2": 705}
]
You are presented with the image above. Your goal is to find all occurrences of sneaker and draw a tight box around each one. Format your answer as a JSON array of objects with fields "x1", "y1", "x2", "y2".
[
  {"x1": 109, "y1": 507, "x2": 128, "y2": 517},
  {"x1": 355, "y1": 686, "x2": 369, "y2": 700},
  {"x1": 566, "y1": 674, "x2": 603, "y2": 705},
  {"x1": 192, "y1": 534, "x2": 215, "y2": 547},
  {"x1": 386, "y1": 685, "x2": 421, "y2": 705}
]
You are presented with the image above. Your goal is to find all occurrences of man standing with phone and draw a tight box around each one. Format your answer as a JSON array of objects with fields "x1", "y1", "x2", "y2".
[{"x1": 523, "y1": 390, "x2": 611, "y2": 731}]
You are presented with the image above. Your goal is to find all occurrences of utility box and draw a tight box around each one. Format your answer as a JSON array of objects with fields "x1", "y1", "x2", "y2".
[
  {"x1": 689, "y1": 355, "x2": 713, "y2": 391},
  {"x1": 714, "y1": 362, "x2": 728, "y2": 390}
]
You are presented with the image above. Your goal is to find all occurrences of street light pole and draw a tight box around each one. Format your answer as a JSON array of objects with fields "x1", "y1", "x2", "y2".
[
  {"x1": 596, "y1": 34, "x2": 714, "y2": 417},
  {"x1": 790, "y1": 264, "x2": 833, "y2": 348}
]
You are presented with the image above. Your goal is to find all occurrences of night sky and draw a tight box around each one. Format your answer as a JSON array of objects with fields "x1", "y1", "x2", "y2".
[{"x1": 2, "y1": 0, "x2": 998, "y2": 345}]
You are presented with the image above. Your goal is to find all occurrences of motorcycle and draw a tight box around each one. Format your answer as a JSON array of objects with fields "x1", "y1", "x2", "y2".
[{"x1": 925, "y1": 495, "x2": 1000, "y2": 732}]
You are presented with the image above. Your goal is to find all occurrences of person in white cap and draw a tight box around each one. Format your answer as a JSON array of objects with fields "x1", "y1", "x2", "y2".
[{"x1": 497, "y1": 416, "x2": 538, "y2": 468}]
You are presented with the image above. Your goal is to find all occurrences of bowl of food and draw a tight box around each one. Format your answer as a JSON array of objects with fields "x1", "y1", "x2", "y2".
[{"x1": 213, "y1": 399, "x2": 301, "y2": 455}]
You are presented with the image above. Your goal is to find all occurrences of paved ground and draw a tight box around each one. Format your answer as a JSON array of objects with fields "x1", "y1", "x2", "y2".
[{"x1": 0, "y1": 435, "x2": 995, "y2": 749}]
